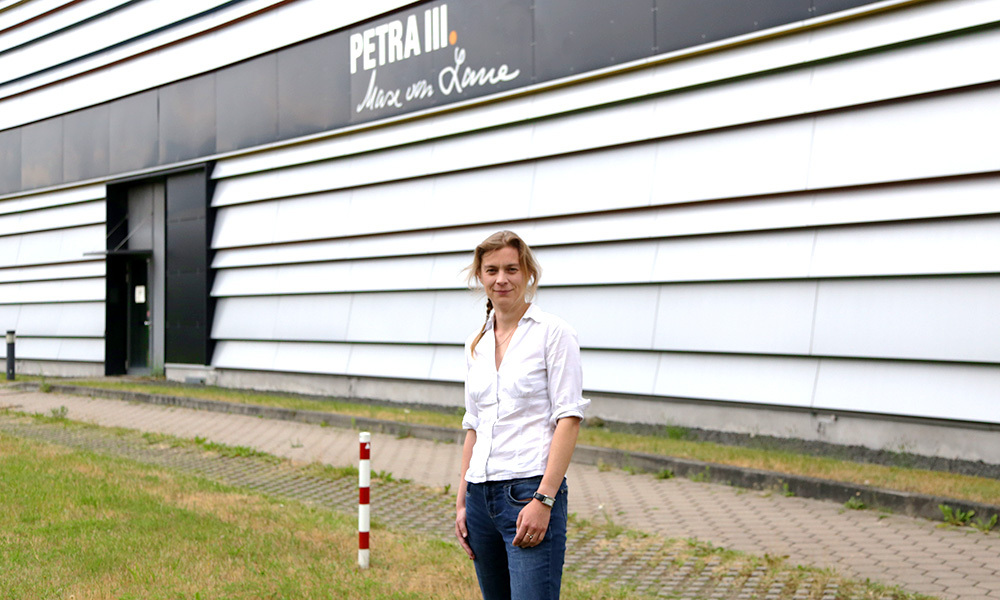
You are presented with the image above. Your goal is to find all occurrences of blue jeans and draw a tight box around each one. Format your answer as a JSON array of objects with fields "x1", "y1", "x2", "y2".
[{"x1": 465, "y1": 476, "x2": 569, "y2": 600}]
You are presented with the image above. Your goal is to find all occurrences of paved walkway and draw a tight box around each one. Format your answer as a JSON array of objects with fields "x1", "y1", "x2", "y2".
[{"x1": 2, "y1": 387, "x2": 998, "y2": 599}]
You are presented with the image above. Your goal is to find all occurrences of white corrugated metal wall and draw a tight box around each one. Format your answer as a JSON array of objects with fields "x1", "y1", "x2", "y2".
[
  {"x1": 208, "y1": 0, "x2": 1000, "y2": 429},
  {"x1": 0, "y1": 185, "x2": 106, "y2": 373},
  {"x1": 1, "y1": 0, "x2": 998, "y2": 457}
]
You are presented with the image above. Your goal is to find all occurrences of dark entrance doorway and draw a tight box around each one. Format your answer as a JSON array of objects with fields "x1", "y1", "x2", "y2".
[
  {"x1": 125, "y1": 257, "x2": 151, "y2": 373},
  {"x1": 105, "y1": 252, "x2": 153, "y2": 375},
  {"x1": 105, "y1": 165, "x2": 214, "y2": 376}
]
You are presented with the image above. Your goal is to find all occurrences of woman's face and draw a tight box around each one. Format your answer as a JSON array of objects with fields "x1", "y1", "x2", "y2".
[{"x1": 479, "y1": 245, "x2": 528, "y2": 311}]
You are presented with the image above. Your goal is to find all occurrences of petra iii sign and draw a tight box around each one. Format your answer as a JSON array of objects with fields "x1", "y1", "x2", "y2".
[{"x1": 347, "y1": 1, "x2": 530, "y2": 122}]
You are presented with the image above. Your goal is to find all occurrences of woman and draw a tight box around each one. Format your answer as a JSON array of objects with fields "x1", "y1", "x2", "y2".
[{"x1": 455, "y1": 231, "x2": 589, "y2": 600}]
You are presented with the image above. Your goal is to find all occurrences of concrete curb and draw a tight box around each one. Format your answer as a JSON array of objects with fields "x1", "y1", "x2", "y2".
[{"x1": 24, "y1": 382, "x2": 1000, "y2": 523}]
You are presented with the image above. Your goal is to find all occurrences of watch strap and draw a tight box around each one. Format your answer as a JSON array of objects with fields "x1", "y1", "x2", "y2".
[{"x1": 532, "y1": 491, "x2": 555, "y2": 507}]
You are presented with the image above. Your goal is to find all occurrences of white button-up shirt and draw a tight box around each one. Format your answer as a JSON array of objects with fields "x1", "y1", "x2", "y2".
[{"x1": 462, "y1": 304, "x2": 589, "y2": 483}]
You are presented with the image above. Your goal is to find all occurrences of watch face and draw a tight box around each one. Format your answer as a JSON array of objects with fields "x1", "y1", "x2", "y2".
[{"x1": 534, "y1": 492, "x2": 555, "y2": 507}]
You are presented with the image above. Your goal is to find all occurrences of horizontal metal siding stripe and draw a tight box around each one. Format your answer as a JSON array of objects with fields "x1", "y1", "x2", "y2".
[
  {"x1": 0, "y1": 301, "x2": 104, "y2": 336},
  {"x1": 0, "y1": 185, "x2": 104, "y2": 215},
  {"x1": 0, "y1": 200, "x2": 104, "y2": 237},
  {"x1": 210, "y1": 217, "x2": 1000, "y2": 299},
  {"x1": 0, "y1": 277, "x2": 104, "y2": 303},
  {"x1": 0, "y1": 0, "x2": 126, "y2": 48},
  {"x1": 210, "y1": 175, "x2": 1000, "y2": 267},
  {"x1": 0, "y1": 336, "x2": 103, "y2": 361},
  {"x1": 211, "y1": 292, "x2": 482, "y2": 346},
  {"x1": 0, "y1": 0, "x2": 81, "y2": 35},
  {"x1": 211, "y1": 340, "x2": 464, "y2": 382},
  {"x1": 0, "y1": 224, "x2": 104, "y2": 269},
  {"x1": 812, "y1": 359, "x2": 1000, "y2": 423},
  {"x1": 0, "y1": 0, "x2": 298, "y2": 98},
  {"x1": 209, "y1": 275, "x2": 1000, "y2": 364},
  {"x1": 0, "y1": 0, "x2": 246, "y2": 87},
  {"x1": 208, "y1": 85, "x2": 1000, "y2": 233},
  {"x1": 0, "y1": 261, "x2": 104, "y2": 283}
]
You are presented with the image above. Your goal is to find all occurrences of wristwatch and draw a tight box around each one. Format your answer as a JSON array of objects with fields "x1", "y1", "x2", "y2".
[{"x1": 532, "y1": 492, "x2": 555, "y2": 508}]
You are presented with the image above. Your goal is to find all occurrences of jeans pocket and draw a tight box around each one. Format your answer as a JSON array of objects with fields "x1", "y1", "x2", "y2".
[{"x1": 504, "y1": 477, "x2": 541, "y2": 507}]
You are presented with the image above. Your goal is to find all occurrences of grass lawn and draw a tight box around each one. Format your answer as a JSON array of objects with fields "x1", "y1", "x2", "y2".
[
  {"x1": 52, "y1": 378, "x2": 1000, "y2": 507},
  {"x1": 0, "y1": 430, "x2": 649, "y2": 600},
  {"x1": 0, "y1": 417, "x2": 933, "y2": 600}
]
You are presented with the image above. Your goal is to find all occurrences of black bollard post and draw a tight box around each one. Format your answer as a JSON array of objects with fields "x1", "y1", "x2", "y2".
[{"x1": 5, "y1": 330, "x2": 13, "y2": 381}]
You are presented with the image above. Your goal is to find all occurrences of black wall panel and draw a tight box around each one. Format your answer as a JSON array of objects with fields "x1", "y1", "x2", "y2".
[
  {"x1": 164, "y1": 168, "x2": 213, "y2": 365},
  {"x1": 812, "y1": 0, "x2": 880, "y2": 17},
  {"x1": 534, "y1": 0, "x2": 654, "y2": 80},
  {"x1": 110, "y1": 90, "x2": 159, "y2": 173},
  {"x1": 166, "y1": 217, "x2": 207, "y2": 261},
  {"x1": 278, "y1": 35, "x2": 351, "y2": 139},
  {"x1": 63, "y1": 104, "x2": 110, "y2": 182},
  {"x1": 217, "y1": 54, "x2": 279, "y2": 153},
  {"x1": 20, "y1": 118, "x2": 63, "y2": 190},
  {"x1": 159, "y1": 74, "x2": 217, "y2": 164},
  {"x1": 0, "y1": 129, "x2": 20, "y2": 195},
  {"x1": 656, "y1": 0, "x2": 811, "y2": 53}
]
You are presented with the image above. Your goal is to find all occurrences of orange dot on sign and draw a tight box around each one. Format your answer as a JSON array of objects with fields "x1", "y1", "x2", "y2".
[{"x1": 449, "y1": 30, "x2": 457, "y2": 45}]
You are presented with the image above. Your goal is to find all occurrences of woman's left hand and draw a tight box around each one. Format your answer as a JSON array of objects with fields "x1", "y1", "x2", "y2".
[{"x1": 513, "y1": 500, "x2": 551, "y2": 548}]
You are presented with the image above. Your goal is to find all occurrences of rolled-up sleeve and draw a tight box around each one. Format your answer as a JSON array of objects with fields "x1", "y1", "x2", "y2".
[
  {"x1": 545, "y1": 320, "x2": 589, "y2": 426},
  {"x1": 461, "y1": 339, "x2": 480, "y2": 430}
]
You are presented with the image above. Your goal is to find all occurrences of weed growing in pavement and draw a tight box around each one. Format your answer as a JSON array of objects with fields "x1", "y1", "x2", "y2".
[
  {"x1": 302, "y1": 463, "x2": 359, "y2": 480},
  {"x1": 656, "y1": 468, "x2": 674, "y2": 480},
  {"x1": 972, "y1": 514, "x2": 998, "y2": 533},
  {"x1": 690, "y1": 466, "x2": 711, "y2": 483},
  {"x1": 780, "y1": 481, "x2": 795, "y2": 497},
  {"x1": 938, "y1": 504, "x2": 974, "y2": 527},
  {"x1": 375, "y1": 470, "x2": 411, "y2": 484},
  {"x1": 664, "y1": 424, "x2": 690, "y2": 440},
  {"x1": 142, "y1": 431, "x2": 186, "y2": 448},
  {"x1": 48, "y1": 405, "x2": 68, "y2": 419},
  {"x1": 844, "y1": 495, "x2": 866, "y2": 510},
  {"x1": 597, "y1": 505, "x2": 625, "y2": 538},
  {"x1": 596, "y1": 459, "x2": 612, "y2": 472},
  {"x1": 39, "y1": 381, "x2": 52, "y2": 393},
  {"x1": 567, "y1": 512, "x2": 591, "y2": 529},
  {"x1": 192, "y1": 436, "x2": 275, "y2": 460}
]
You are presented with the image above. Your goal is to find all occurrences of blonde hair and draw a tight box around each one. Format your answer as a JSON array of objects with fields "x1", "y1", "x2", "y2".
[{"x1": 465, "y1": 231, "x2": 541, "y2": 357}]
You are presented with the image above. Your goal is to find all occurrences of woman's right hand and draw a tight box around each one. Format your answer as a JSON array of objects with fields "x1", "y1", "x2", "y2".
[{"x1": 455, "y1": 507, "x2": 475, "y2": 559}]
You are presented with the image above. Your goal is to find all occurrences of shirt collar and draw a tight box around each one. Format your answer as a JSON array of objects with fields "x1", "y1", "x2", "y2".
[
  {"x1": 523, "y1": 303, "x2": 543, "y2": 323},
  {"x1": 486, "y1": 303, "x2": 541, "y2": 330}
]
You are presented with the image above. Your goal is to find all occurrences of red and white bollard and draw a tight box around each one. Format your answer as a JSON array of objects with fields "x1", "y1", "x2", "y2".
[{"x1": 358, "y1": 431, "x2": 371, "y2": 569}]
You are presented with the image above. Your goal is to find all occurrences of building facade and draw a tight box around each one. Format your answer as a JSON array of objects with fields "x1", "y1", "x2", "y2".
[{"x1": 2, "y1": 0, "x2": 999, "y2": 462}]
